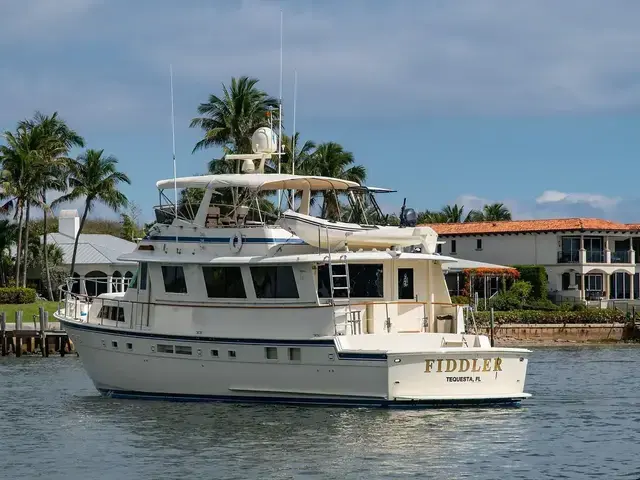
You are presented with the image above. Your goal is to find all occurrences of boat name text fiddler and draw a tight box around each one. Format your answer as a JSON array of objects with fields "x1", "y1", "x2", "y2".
[{"x1": 424, "y1": 358, "x2": 502, "y2": 373}]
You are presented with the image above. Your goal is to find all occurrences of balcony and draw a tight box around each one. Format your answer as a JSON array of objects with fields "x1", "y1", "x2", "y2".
[
  {"x1": 557, "y1": 251, "x2": 579, "y2": 263},
  {"x1": 586, "y1": 250, "x2": 605, "y2": 263},
  {"x1": 611, "y1": 251, "x2": 630, "y2": 263}
]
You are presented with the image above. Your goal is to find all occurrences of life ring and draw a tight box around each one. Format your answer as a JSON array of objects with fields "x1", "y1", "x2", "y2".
[{"x1": 229, "y1": 232, "x2": 243, "y2": 253}]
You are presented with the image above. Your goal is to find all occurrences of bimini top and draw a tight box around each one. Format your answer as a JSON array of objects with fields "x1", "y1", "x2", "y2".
[{"x1": 156, "y1": 174, "x2": 360, "y2": 191}]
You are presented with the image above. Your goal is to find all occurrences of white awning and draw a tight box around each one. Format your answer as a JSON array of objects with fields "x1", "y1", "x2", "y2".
[{"x1": 156, "y1": 174, "x2": 359, "y2": 192}]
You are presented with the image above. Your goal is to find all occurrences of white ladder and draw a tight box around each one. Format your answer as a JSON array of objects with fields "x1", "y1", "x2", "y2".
[{"x1": 324, "y1": 227, "x2": 357, "y2": 334}]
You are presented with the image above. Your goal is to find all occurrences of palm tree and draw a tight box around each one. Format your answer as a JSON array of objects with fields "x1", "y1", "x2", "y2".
[
  {"x1": 18, "y1": 112, "x2": 85, "y2": 298},
  {"x1": 0, "y1": 219, "x2": 18, "y2": 286},
  {"x1": 0, "y1": 124, "x2": 52, "y2": 286},
  {"x1": 190, "y1": 76, "x2": 279, "y2": 159},
  {"x1": 418, "y1": 204, "x2": 482, "y2": 224},
  {"x1": 477, "y1": 202, "x2": 512, "y2": 221},
  {"x1": 53, "y1": 149, "x2": 130, "y2": 277},
  {"x1": 300, "y1": 142, "x2": 366, "y2": 220}
]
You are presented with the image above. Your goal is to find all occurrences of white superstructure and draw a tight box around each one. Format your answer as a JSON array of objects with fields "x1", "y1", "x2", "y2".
[{"x1": 55, "y1": 132, "x2": 531, "y2": 407}]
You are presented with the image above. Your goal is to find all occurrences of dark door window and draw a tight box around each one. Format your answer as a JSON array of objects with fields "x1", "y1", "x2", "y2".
[{"x1": 398, "y1": 268, "x2": 414, "y2": 300}]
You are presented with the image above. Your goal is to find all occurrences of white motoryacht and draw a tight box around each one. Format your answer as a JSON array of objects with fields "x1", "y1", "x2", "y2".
[{"x1": 54, "y1": 128, "x2": 531, "y2": 407}]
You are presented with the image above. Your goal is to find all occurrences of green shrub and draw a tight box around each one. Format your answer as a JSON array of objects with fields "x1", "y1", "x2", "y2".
[
  {"x1": 513, "y1": 265, "x2": 547, "y2": 300},
  {"x1": 450, "y1": 295, "x2": 469, "y2": 305},
  {"x1": 572, "y1": 303, "x2": 587, "y2": 312},
  {"x1": 523, "y1": 298, "x2": 559, "y2": 311},
  {"x1": 474, "y1": 308, "x2": 625, "y2": 325},
  {"x1": 0, "y1": 287, "x2": 36, "y2": 304}
]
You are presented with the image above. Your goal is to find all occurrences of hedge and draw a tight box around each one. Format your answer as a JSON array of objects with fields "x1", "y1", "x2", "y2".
[
  {"x1": 512, "y1": 265, "x2": 547, "y2": 300},
  {"x1": 0, "y1": 287, "x2": 37, "y2": 304},
  {"x1": 473, "y1": 309, "x2": 626, "y2": 325}
]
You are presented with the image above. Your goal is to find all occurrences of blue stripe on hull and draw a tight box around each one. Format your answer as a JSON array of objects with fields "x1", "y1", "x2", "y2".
[
  {"x1": 149, "y1": 235, "x2": 306, "y2": 245},
  {"x1": 98, "y1": 389, "x2": 524, "y2": 408},
  {"x1": 61, "y1": 320, "x2": 388, "y2": 361}
]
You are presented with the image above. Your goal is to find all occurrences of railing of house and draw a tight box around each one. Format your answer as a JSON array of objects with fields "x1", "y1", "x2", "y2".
[{"x1": 557, "y1": 251, "x2": 579, "y2": 263}]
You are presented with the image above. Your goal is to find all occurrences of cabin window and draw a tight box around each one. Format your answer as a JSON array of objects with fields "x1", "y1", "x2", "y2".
[
  {"x1": 211, "y1": 349, "x2": 219, "y2": 357},
  {"x1": 157, "y1": 344, "x2": 174, "y2": 354},
  {"x1": 140, "y1": 262, "x2": 148, "y2": 290},
  {"x1": 450, "y1": 240, "x2": 457, "y2": 254},
  {"x1": 250, "y1": 266, "x2": 299, "y2": 299},
  {"x1": 265, "y1": 347, "x2": 278, "y2": 360},
  {"x1": 398, "y1": 268, "x2": 414, "y2": 300},
  {"x1": 228, "y1": 350, "x2": 237, "y2": 358},
  {"x1": 97, "y1": 306, "x2": 125, "y2": 322},
  {"x1": 162, "y1": 266, "x2": 187, "y2": 294},
  {"x1": 202, "y1": 266, "x2": 246, "y2": 298},
  {"x1": 317, "y1": 264, "x2": 384, "y2": 298},
  {"x1": 175, "y1": 345, "x2": 192, "y2": 355},
  {"x1": 288, "y1": 348, "x2": 301, "y2": 361}
]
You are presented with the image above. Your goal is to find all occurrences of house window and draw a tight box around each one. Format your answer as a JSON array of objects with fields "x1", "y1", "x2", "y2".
[
  {"x1": 288, "y1": 348, "x2": 301, "y2": 361},
  {"x1": 451, "y1": 240, "x2": 457, "y2": 254},
  {"x1": 162, "y1": 266, "x2": 187, "y2": 294},
  {"x1": 398, "y1": 268, "x2": 414, "y2": 300},
  {"x1": 436, "y1": 244, "x2": 442, "y2": 254},
  {"x1": 561, "y1": 272, "x2": 571, "y2": 290},
  {"x1": 202, "y1": 266, "x2": 246, "y2": 298},
  {"x1": 250, "y1": 266, "x2": 299, "y2": 298},
  {"x1": 140, "y1": 262, "x2": 148, "y2": 290},
  {"x1": 265, "y1": 347, "x2": 278, "y2": 360},
  {"x1": 585, "y1": 274, "x2": 602, "y2": 291},
  {"x1": 317, "y1": 264, "x2": 384, "y2": 298},
  {"x1": 476, "y1": 239, "x2": 482, "y2": 250}
]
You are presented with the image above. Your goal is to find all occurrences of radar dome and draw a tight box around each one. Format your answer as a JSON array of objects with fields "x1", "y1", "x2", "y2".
[{"x1": 251, "y1": 127, "x2": 278, "y2": 154}]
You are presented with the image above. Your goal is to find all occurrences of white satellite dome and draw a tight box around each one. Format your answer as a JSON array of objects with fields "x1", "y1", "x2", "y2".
[{"x1": 251, "y1": 127, "x2": 278, "y2": 154}]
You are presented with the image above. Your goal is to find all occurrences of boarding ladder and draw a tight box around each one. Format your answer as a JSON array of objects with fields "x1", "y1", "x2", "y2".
[{"x1": 324, "y1": 228, "x2": 361, "y2": 335}]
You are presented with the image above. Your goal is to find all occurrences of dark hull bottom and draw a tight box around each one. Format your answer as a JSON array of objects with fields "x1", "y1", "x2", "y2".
[{"x1": 98, "y1": 389, "x2": 525, "y2": 408}]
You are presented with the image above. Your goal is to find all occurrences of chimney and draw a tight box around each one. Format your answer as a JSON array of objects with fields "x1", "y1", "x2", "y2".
[{"x1": 59, "y1": 209, "x2": 80, "y2": 239}]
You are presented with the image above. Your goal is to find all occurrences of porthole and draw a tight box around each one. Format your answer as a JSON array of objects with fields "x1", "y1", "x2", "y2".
[{"x1": 393, "y1": 358, "x2": 401, "y2": 363}]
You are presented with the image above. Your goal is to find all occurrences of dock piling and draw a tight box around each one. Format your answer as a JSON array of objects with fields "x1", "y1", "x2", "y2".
[
  {"x1": 39, "y1": 307, "x2": 48, "y2": 358},
  {"x1": 490, "y1": 308, "x2": 495, "y2": 347},
  {"x1": 15, "y1": 311, "x2": 22, "y2": 357},
  {"x1": 0, "y1": 312, "x2": 6, "y2": 356}
]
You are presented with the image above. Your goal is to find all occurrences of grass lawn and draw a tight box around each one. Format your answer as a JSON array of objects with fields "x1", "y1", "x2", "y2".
[{"x1": 0, "y1": 301, "x2": 60, "y2": 323}]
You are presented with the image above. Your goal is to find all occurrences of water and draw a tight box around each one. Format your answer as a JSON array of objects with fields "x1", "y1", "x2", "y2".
[{"x1": 0, "y1": 347, "x2": 639, "y2": 479}]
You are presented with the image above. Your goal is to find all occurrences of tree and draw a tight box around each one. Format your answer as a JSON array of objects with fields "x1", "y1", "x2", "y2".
[
  {"x1": 190, "y1": 76, "x2": 279, "y2": 159},
  {"x1": 18, "y1": 111, "x2": 85, "y2": 298},
  {"x1": 476, "y1": 203, "x2": 512, "y2": 221},
  {"x1": 0, "y1": 124, "x2": 51, "y2": 286},
  {"x1": 0, "y1": 219, "x2": 17, "y2": 286},
  {"x1": 299, "y1": 142, "x2": 366, "y2": 220},
  {"x1": 54, "y1": 149, "x2": 130, "y2": 277}
]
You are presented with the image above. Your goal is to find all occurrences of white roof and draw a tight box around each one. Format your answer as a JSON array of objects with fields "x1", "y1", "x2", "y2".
[
  {"x1": 47, "y1": 233, "x2": 137, "y2": 266},
  {"x1": 156, "y1": 174, "x2": 359, "y2": 191},
  {"x1": 118, "y1": 250, "x2": 457, "y2": 265}
]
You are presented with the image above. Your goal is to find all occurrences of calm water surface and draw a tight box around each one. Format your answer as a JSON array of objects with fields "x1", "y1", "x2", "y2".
[{"x1": 1, "y1": 347, "x2": 639, "y2": 479}]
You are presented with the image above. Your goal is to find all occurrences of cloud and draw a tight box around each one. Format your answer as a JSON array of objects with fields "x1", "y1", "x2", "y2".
[
  {"x1": 453, "y1": 190, "x2": 634, "y2": 222},
  {"x1": 2, "y1": 0, "x2": 640, "y2": 128},
  {"x1": 536, "y1": 190, "x2": 621, "y2": 210}
]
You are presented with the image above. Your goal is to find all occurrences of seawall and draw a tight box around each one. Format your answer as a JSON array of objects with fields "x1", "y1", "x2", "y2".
[{"x1": 476, "y1": 323, "x2": 636, "y2": 346}]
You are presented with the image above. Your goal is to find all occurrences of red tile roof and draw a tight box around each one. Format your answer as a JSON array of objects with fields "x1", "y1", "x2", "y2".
[{"x1": 424, "y1": 218, "x2": 639, "y2": 236}]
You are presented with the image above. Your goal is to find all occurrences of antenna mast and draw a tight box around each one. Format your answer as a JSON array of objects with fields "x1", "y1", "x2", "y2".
[
  {"x1": 277, "y1": 9, "x2": 284, "y2": 212},
  {"x1": 170, "y1": 64, "x2": 178, "y2": 220},
  {"x1": 290, "y1": 69, "x2": 297, "y2": 208}
]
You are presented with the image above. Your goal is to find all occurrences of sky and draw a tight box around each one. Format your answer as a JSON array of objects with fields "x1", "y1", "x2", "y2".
[{"x1": 2, "y1": 0, "x2": 640, "y2": 224}]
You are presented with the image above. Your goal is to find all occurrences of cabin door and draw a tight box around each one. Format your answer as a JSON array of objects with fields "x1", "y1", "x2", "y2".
[{"x1": 132, "y1": 263, "x2": 150, "y2": 328}]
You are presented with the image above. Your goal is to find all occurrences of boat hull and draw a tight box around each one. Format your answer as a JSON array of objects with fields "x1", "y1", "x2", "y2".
[{"x1": 61, "y1": 319, "x2": 530, "y2": 408}]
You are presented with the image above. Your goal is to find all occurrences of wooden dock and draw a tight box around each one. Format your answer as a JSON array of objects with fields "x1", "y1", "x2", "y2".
[{"x1": 0, "y1": 308, "x2": 74, "y2": 357}]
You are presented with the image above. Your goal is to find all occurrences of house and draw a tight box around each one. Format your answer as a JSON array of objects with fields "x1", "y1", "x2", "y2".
[
  {"x1": 44, "y1": 210, "x2": 138, "y2": 296},
  {"x1": 427, "y1": 218, "x2": 640, "y2": 301}
]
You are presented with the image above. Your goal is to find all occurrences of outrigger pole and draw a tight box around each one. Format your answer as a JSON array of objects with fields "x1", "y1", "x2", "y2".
[{"x1": 276, "y1": 9, "x2": 284, "y2": 214}]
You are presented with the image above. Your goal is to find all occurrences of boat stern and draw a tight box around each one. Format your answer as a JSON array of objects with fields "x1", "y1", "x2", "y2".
[{"x1": 385, "y1": 348, "x2": 531, "y2": 406}]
